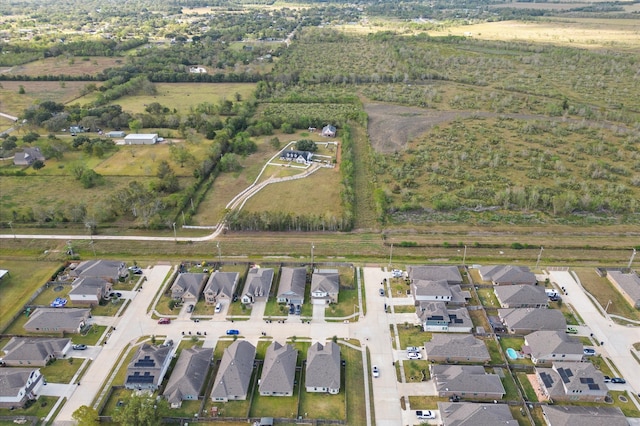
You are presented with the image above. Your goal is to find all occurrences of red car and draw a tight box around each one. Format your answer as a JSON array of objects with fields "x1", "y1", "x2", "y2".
[{"x1": 158, "y1": 318, "x2": 171, "y2": 324}]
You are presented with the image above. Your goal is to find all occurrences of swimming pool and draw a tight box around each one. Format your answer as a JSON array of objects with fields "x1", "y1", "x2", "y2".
[{"x1": 506, "y1": 347, "x2": 518, "y2": 360}]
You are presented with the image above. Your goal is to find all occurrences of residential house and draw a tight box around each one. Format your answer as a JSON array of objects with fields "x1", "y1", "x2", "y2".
[
  {"x1": 0, "y1": 368, "x2": 44, "y2": 408},
  {"x1": 437, "y1": 402, "x2": 516, "y2": 426},
  {"x1": 431, "y1": 365, "x2": 505, "y2": 399},
  {"x1": 498, "y1": 308, "x2": 566, "y2": 334},
  {"x1": 13, "y1": 147, "x2": 45, "y2": 166},
  {"x1": 163, "y1": 347, "x2": 213, "y2": 408},
  {"x1": 280, "y1": 149, "x2": 314, "y2": 165},
  {"x1": 124, "y1": 133, "x2": 158, "y2": 145},
  {"x1": 416, "y1": 301, "x2": 472, "y2": 332},
  {"x1": 68, "y1": 276, "x2": 112, "y2": 307},
  {"x1": 1, "y1": 337, "x2": 71, "y2": 367},
  {"x1": 24, "y1": 308, "x2": 91, "y2": 333},
  {"x1": 423, "y1": 334, "x2": 490, "y2": 363},
  {"x1": 124, "y1": 344, "x2": 173, "y2": 391},
  {"x1": 241, "y1": 268, "x2": 274, "y2": 304},
  {"x1": 411, "y1": 279, "x2": 470, "y2": 305},
  {"x1": 203, "y1": 272, "x2": 239, "y2": 305},
  {"x1": 541, "y1": 405, "x2": 628, "y2": 426},
  {"x1": 536, "y1": 361, "x2": 608, "y2": 402},
  {"x1": 310, "y1": 269, "x2": 340, "y2": 304},
  {"x1": 407, "y1": 265, "x2": 462, "y2": 285},
  {"x1": 606, "y1": 270, "x2": 640, "y2": 308},
  {"x1": 494, "y1": 285, "x2": 548, "y2": 308},
  {"x1": 259, "y1": 341, "x2": 297, "y2": 396},
  {"x1": 305, "y1": 342, "x2": 340, "y2": 394},
  {"x1": 321, "y1": 125, "x2": 336, "y2": 137},
  {"x1": 69, "y1": 260, "x2": 128, "y2": 282},
  {"x1": 211, "y1": 340, "x2": 256, "y2": 402},
  {"x1": 524, "y1": 330, "x2": 583, "y2": 364},
  {"x1": 479, "y1": 265, "x2": 537, "y2": 285},
  {"x1": 171, "y1": 273, "x2": 207, "y2": 304},
  {"x1": 277, "y1": 267, "x2": 307, "y2": 305}
]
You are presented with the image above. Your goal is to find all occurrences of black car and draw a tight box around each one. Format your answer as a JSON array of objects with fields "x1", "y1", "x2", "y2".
[
  {"x1": 610, "y1": 378, "x2": 626, "y2": 384},
  {"x1": 289, "y1": 305, "x2": 295, "y2": 315},
  {"x1": 72, "y1": 344, "x2": 87, "y2": 350}
]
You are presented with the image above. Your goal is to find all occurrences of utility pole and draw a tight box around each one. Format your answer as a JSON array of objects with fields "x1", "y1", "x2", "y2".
[
  {"x1": 172, "y1": 222, "x2": 177, "y2": 242},
  {"x1": 535, "y1": 246, "x2": 544, "y2": 270},
  {"x1": 628, "y1": 248, "x2": 637, "y2": 269},
  {"x1": 462, "y1": 245, "x2": 467, "y2": 266},
  {"x1": 311, "y1": 243, "x2": 315, "y2": 268},
  {"x1": 8, "y1": 221, "x2": 15, "y2": 239},
  {"x1": 217, "y1": 241, "x2": 222, "y2": 266},
  {"x1": 388, "y1": 243, "x2": 393, "y2": 269}
]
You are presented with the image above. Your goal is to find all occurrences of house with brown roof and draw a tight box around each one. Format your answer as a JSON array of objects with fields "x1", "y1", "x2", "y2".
[
  {"x1": 431, "y1": 365, "x2": 505, "y2": 399},
  {"x1": 277, "y1": 267, "x2": 307, "y2": 306},
  {"x1": 171, "y1": 273, "x2": 207, "y2": 304},
  {"x1": 241, "y1": 268, "x2": 274, "y2": 304},
  {"x1": 536, "y1": 361, "x2": 608, "y2": 402},
  {"x1": 305, "y1": 342, "x2": 340, "y2": 394},
  {"x1": 259, "y1": 341, "x2": 297, "y2": 396},
  {"x1": 311, "y1": 269, "x2": 340, "y2": 304},
  {"x1": 523, "y1": 330, "x2": 583, "y2": 364},
  {"x1": 494, "y1": 284, "x2": 548, "y2": 308},
  {"x1": 211, "y1": 340, "x2": 256, "y2": 402},
  {"x1": 0, "y1": 368, "x2": 44, "y2": 408},
  {"x1": 437, "y1": 402, "x2": 516, "y2": 426},
  {"x1": 163, "y1": 347, "x2": 212, "y2": 408},
  {"x1": 24, "y1": 308, "x2": 91, "y2": 334},
  {"x1": 423, "y1": 334, "x2": 490, "y2": 363},
  {"x1": 203, "y1": 271, "x2": 239, "y2": 305},
  {"x1": 1, "y1": 337, "x2": 71, "y2": 367}
]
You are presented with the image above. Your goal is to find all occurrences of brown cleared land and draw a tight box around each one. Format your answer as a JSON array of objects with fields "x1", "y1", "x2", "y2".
[{"x1": 0, "y1": 56, "x2": 125, "y2": 77}]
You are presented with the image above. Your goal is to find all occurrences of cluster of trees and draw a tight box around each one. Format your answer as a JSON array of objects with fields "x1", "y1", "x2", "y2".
[{"x1": 226, "y1": 210, "x2": 352, "y2": 232}]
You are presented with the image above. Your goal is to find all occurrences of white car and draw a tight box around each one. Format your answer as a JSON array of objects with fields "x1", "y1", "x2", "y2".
[
  {"x1": 372, "y1": 365, "x2": 380, "y2": 378},
  {"x1": 215, "y1": 302, "x2": 222, "y2": 313},
  {"x1": 408, "y1": 352, "x2": 423, "y2": 360},
  {"x1": 416, "y1": 410, "x2": 436, "y2": 420},
  {"x1": 406, "y1": 346, "x2": 420, "y2": 353}
]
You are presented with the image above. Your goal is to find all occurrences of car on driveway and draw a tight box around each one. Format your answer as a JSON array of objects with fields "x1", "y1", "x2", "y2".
[
  {"x1": 406, "y1": 346, "x2": 420, "y2": 353},
  {"x1": 128, "y1": 266, "x2": 143, "y2": 274},
  {"x1": 416, "y1": 410, "x2": 436, "y2": 420},
  {"x1": 408, "y1": 352, "x2": 423, "y2": 360},
  {"x1": 583, "y1": 348, "x2": 596, "y2": 356},
  {"x1": 603, "y1": 375, "x2": 611, "y2": 383},
  {"x1": 215, "y1": 302, "x2": 222, "y2": 313},
  {"x1": 187, "y1": 304, "x2": 194, "y2": 313},
  {"x1": 372, "y1": 365, "x2": 380, "y2": 378},
  {"x1": 72, "y1": 344, "x2": 87, "y2": 350},
  {"x1": 610, "y1": 377, "x2": 626, "y2": 384},
  {"x1": 157, "y1": 318, "x2": 171, "y2": 324},
  {"x1": 566, "y1": 326, "x2": 578, "y2": 334},
  {"x1": 226, "y1": 329, "x2": 239, "y2": 335}
]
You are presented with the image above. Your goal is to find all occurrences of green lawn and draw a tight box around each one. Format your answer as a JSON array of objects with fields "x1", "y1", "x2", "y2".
[
  {"x1": 0, "y1": 396, "x2": 57, "y2": 418},
  {"x1": 509, "y1": 405, "x2": 532, "y2": 426},
  {"x1": 588, "y1": 355, "x2": 615, "y2": 378},
  {"x1": 395, "y1": 324, "x2": 432, "y2": 349},
  {"x1": 402, "y1": 360, "x2": 430, "y2": 382},
  {"x1": 248, "y1": 366, "x2": 300, "y2": 417},
  {"x1": 341, "y1": 344, "x2": 366, "y2": 426},
  {"x1": 574, "y1": 268, "x2": 640, "y2": 321},
  {"x1": 41, "y1": 357, "x2": 83, "y2": 383},
  {"x1": 500, "y1": 369, "x2": 521, "y2": 401},
  {"x1": 325, "y1": 289, "x2": 359, "y2": 318},
  {"x1": 484, "y1": 338, "x2": 505, "y2": 364},
  {"x1": 498, "y1": 336, "x2": 532, "y2": 365},
  {"x1": 408, "y1": 396, "x2": 448, "y2": 410},
  {"x1": 477, "y1": 287, "x2": 500, "y2": 308},
  {"x1": 609, "y1": 391, "x2": 640, "y2": 417},
  {"x1": 72, "y1": 325, "x2": 107, "y2": 346},
  {"x1": 515, "y1": 372, "x2": 538, "y2": 402}
]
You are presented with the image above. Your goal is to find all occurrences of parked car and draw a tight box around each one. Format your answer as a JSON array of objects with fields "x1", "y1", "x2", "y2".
[
  {"x1": 610, "y1": 378, "x2": 626, "y2": 384},
  {"x1": 583, "y1": 348, "x2": 596, "y2": 356},
  {"x1": 372, "y1": 365, "x2": 380, "y2": 378},
  {"x1": 379, "y1": 288, "x2": 385, "y2": 296},
  {"x1": 157, "y1": 318, "x2": 171, "y2": 324},
  {"x1": 187, "y1": 304, "x2": 194, "y2": 313},
  {"x1": 603, "y1": 375, "x2": 611, "y2": 383},
  {"x1": 215, "y1": 302, "x2": 222, "y2": 313},
  {"x1": 416, "y1": 410, "x2": 436, "y2": 420},
  {"x1": 406, "y1": 346, "x2": 420, "y2": 353},
  {"x1": 72, "y1": 344, "x2": 87, "y2": 350},
  {"x1": 408, "y1": 352, "x2": 423, "y2": 360},
  {"x1": 226, "y1": 329, "x2": 240, "y2": 335},
  {"x1": 294, "y1": 305, "x2": 301, "y2": 315},
  {"x1": 128, "y1": 266, "x2": 143, "y2": 274},
  {"x1": 566, "y1": 326, "x2": 578, "y2": 334}
]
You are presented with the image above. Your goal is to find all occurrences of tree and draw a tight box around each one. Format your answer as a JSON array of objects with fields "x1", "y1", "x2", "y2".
[
  {"x1": 32, "y1": 160, "x2": 45, "y2": 170},
  {"x1": 295, "y1": 139, "x2": 317, "y2": 152},
  {"x1": 72, "y1": 405, "x2": 100, "y2": 426},
  {"x1": 169, "y1": 143, "x2": 194, "y2": 167},
  {"x1": 1, "y1": 138, "x2": 17, "y2": 151},
  {"x1": 112, "y1": 393, "x2": 168, "y2": 426},
  {"x1": 129, "y1": 119, "x2": 142, "y2": 134},
  {"x1": 22, "y1": 131, "x2": 40, "y2": 143}
]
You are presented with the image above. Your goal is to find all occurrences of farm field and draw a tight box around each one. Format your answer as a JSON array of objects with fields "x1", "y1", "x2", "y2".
[
  {"x1": 0, "y1": 56, "x2": 125, "y2": 77},
  {"x1": 0, "y1": 81, "x2": 92, "y2": 117}
]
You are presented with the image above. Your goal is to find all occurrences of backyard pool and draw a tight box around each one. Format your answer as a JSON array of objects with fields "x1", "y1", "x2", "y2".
[{"x1": 506, "y1": 347, "x2": 518, "y2": 360}]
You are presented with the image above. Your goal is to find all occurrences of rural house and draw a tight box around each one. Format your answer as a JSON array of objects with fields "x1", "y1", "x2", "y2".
[
  {"x1": 13, "y1": 147, "x2": 45, "y2": 166},
  {"x1": 69, "y1": 260, "x2": 128, "y2": 282},
  {"x1": 277, "y1": 267, "x2": 307, "y2": 306},
  {"x1": 437, "y1": 402, "x2": 516, "y2": 426},
  {"x1": 423, "y1": 334, "x2": 490, "y2": 363},
  {"x1": 430, "y1": 364, "x2": 505, "y2": 399},
  {"x1": 24, "y1": 308, "x2": 91, "y2": 333},
  {"x1": 416, "y1": 301, "x2": 472, "y2": 332},
  {"x1": 310, "y1": 269, "x2": 340, "y2": 304},
  {"x1": 68, "y1": 276, "x2": 112, "y2": 307},
  {"x1": 536, "y1": 361, "x2": 608, "y2": 402},
  {"x1": 606, "y1": 270, "x2": 640, "y2": 308},
  {"x1": 211, "y1": 340, "x2": 256, "y2": 402},
  {"x1": 524, "y1": 330, "x2": 583, "y2": 364},
  {"x1": 203, "y1": 271, "x2": 239, "y2": 305},
  {"x1": 411, "y1": 279, "x2": 470, "y2": 305},
  {"x1": 494, "y1": 284, "x2": 548, "y2": 308},
  {"x1": 259, "y1": 341, "x2": 297, "y2": 396},
  {"x1": 171, "y1": 273, "x2": 207, "y2": 304},
  {"x1": 0, "y1": 368, "x2": 44, "y2": 408},
  {"x1": 241, "y1": 268, "x2": 274, "y2": 304},
  {"x1": 407, "y1": 265, "x2": 463, "y2": 285},
  {"x1": 541, "y1": 405, "x2": 628, "y2": 426},
  {"x1": 163, "y1": 347, "x2": 212, "y2": 408},
  {"x1": 305, "y1": 341, "x2": 341, "y2": 394},
  {"x1": 321, "y1": 125, "x2": 336, "y2": 137},
  {"x1": 280, "y1": 149, "x2": 314, "y2": 165},
  {"x1": 125, "y1": 344, "x2": 173, "y2": 391},
  {"x1": 1, "y1": 337, "x2": 70, "y2": 367},
  {"x1": 498, "y1": 308, "x2": 566, "y2": 334},
  {"x1": 479, "y1": 265, "x2": 537, "y2": 285}
]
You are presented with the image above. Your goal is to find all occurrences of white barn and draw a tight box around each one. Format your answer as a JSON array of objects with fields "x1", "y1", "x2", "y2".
[{"x1": 124, "y1": 133, "x2": 158, "y2": 145}]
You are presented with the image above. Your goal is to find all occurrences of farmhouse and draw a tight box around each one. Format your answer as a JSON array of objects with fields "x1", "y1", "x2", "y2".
[
  {"x1": 536, "y1": 361, "x2": 608, "y2": 402},
  {"x1": 407, "y1": 265, "x2": 462, "y2": 285},
  {"x1": 280, "y1": 149, "x2": 314, "y2": 165},
  {"x1": 305, "y1": 341, "x2": 341, "y2": 394},
  {"x1": 163, "y1": 347, "x2": 212, "y2": 408},
  {"x1": 479, "y1": 265, "x2": 537, "y2": 285},
  {"x1": 430, "y1": 364, "x2": 505, "y2": 399},
  {"x1": 494, "y1": 284, "x2": 548, "y2": 308},
  {"x1": 523, "y1": 330, "x2": 583, "y2": 364},
  {"x1": 498, "y1": 308, "x2": 566, "y2": 334},
  {"x1": 124, "y1": 133, "x2": 158, "y2": 145},
  {"x1": 423, "y1": 334, "x2": 490, "y2": 363},
  {"x1": 541, "y1": 405, "x2": 628, "y2": 426},
  {"x1": 125, "y1": 344, "x2": 173, "y2": 391},
  {"x1": 211, "y1": 340, "x2": 256, "y2": 402},
  {"x1": 437, "y1": 402, "x2": 516, "y2": 426},
  {"x1": 259, "y1": 341, "x2": 297, "y2": 396},
  {"x1": 0, "y1": 368, "x2": 44, "y2": 408},
  {"x1": 321, "y1": 125, "x2": 336, "y2": 137},
  {"x1": 1, "y1": 337, "x2": 71, "y2": 367},
  {"x1": 606, "y1": 270, "x2": 640, "y2": 308},
  {"x1": 241, "y1": 268, "x2": 274, "y2": 304},
  {"x1": 310, "y1": 269, "x2": 340, "y2": 304},
  {"x1": 24, "y1": 308, "x2": 91, "y2": 333},
  {"x1": 203, "y1": 271, "x2": 239, "y2": 305},
  {"x1": 68, "y1": 276, "x2": 112, "y2": 307},
  {"x1": 277, "y1": 267, "x2": 307, "y2": 305},
  {"x1": 416, "y1": 301, "x2": 472, "y2": 332},
  {"x1": 13, "y1": 147, "x2": 45, "y2": 166},
  {"x1": 171, "y1": 272, "x2": 207, "y2": 304}
]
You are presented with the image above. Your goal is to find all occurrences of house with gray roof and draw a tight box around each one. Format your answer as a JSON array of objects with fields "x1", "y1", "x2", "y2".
[
  {"x1": 211, "y1": 340, "x2": 256, "y2": 402},
  {"x1": 536, "y1": 361, "x2": 608, "y2": 402},
  {"x1": 437, "y1": 402, "x2": 516, "y2": 426},
  {"x1": 68, "y1": 276, "x2": 112, "y2": 307},
  {"x1": 125, "y1": 344, "x2": 173, "y2": 391},
  {"x1": 541, "y1": 405, "x2": 628, "y2": 426},
  {"x1": 416, "y1": 302, "x2": 472, "y2": 332},
  {"x1": 431, "y1": 365, "x2": 505, "y2": 399},
  {"x1": 321, "y1": 124, "x2": 336, "y2": 137},
  {"x1": 305, "y1": 341, "x2": 340, "y2": 394},
  {"x1": 423, "y1": 334, "x2": 490, "y2": 363},
  {"x1": 311, "y1": 269, "x2": 340, "y2": 304},
  {"x1": 494, "y1": 284, "x2": 548, "y2": 308},
  {"x1": 241, "y1": 268, "x2": 274, "y2": 304},
  {"x1": 1, "y1": 337, "x2": 70, "y2": 367},
  {"x1": 479, "y1": 265, "x2": 537, "y2": 285},
  {"x1": 69, "y1": 260, "x2": 128, "y2": 282},
  {"x1": 408, "y1": 266, "x2": 462, "y2": 284},
  {"x1": 524, "y1": 330, "x2": 583, "y2": 364},
  {"x1": 204, "y1": 271, "x2": 239, "y2": 305},
  {"x1": 0, "y1": 368, "x2": 44, "y2": 408},
  {"x1": 24, "y1": 308, "x2": 91, "y2": 334},
  {"x1": 163, "y1": 347, "x2": 212, "y2": 408},
  {"x1": 259, "y1": 341, "x2": 297, "y2": 396},
  {"x1": 171, "y1": 273, "x2": 207, "y2": 304},
  {"x1": 280, "y1": 149, "x2": 314, "y2": 165},
  {"x1": 412, "y1": 280, "x2": 470, "y2": 305},
  {"x1": 606, "y1": 270, "x2": 640, "y2": 308},
  {"x1": 13, "y1": 147, "x2": 45, "y2": 166},
  {"x1": 277, "y1": 267, "x2": 307, "y2": 306},
  {"x1": 498, "y1": 308, "x2": 566, "y2": 334}
]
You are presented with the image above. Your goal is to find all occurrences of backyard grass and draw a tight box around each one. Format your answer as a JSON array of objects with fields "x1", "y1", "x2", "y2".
[
  {"x1": 40, "y1": 357, "x2": 83, "y2": 383},
  {"x1": 500, "y1": 369, "x2": 521, "y2": 401},
  {"x1": 515, "y1": 372, "x2": 538, "y2": 402},
  {"x1": 484, "y1": 338, "x2": 505, "y2": 365},
  {"x1": 402, "y1": 360, "x2": 430, "y2": 383},
  {"x1": 530, "y1": 405, "x2": 546, "y2": 426},
  {"x1": 508, "y1": 405, "x2": 532, "y2": 426},
  {"x1": 498, "y1": 336, "x2": 532, "y2": 365},
  {"x1": 0, "y1": 259, "x2": 60, "y2": 332},
  {"x1": 468, "y1": 308, "x2": 491, "y2": 331},
  {"x1": 0, "y1": 396, "x2": 57, "y2": 418},
  {"x1": 477, "y1": 287, "x2": 500, "y2": 308},
  {"x1": 574, "y1": 268, "x2": 640, "y2": 321},
  {"x1": 248, "y1": 366, "x2": 300, "y2": 418}
]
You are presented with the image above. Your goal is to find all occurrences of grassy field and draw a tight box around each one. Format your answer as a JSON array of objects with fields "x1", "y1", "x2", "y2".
[
  {"x1": 574, "y1": 267, "x2": 640, "y2": 321},
  {"x1": 0, "y1": 396, "x2": 57, "y2": 418},
  {"x1": 0, "y1": 81, "x2": 92, "y2": 116},
  {"x1": 1, "y1": 56, "x2": 125, "y2": 77},
  {"x1": 41, "y1": 357, "x2": 83, "y2": 383}
]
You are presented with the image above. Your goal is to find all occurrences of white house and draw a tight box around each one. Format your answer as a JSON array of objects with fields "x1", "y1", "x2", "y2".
[
  {"x1": 0, "y1": 368, "x2": 44, "y2": 408},
  {"x1": 124, "y1": 133, "x2": 158, "y2": 145}
]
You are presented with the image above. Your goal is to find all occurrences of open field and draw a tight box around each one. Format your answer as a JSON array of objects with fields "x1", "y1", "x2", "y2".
[
  {"x1": 0, "y1": 81, "x2": 92, "y2": 117},
  {"x1": 573, "y1": 267, "x2": 640, "y2": 321},
  {"x1": 1, "y1": 56, "x2": 125, "y2": 77}
]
